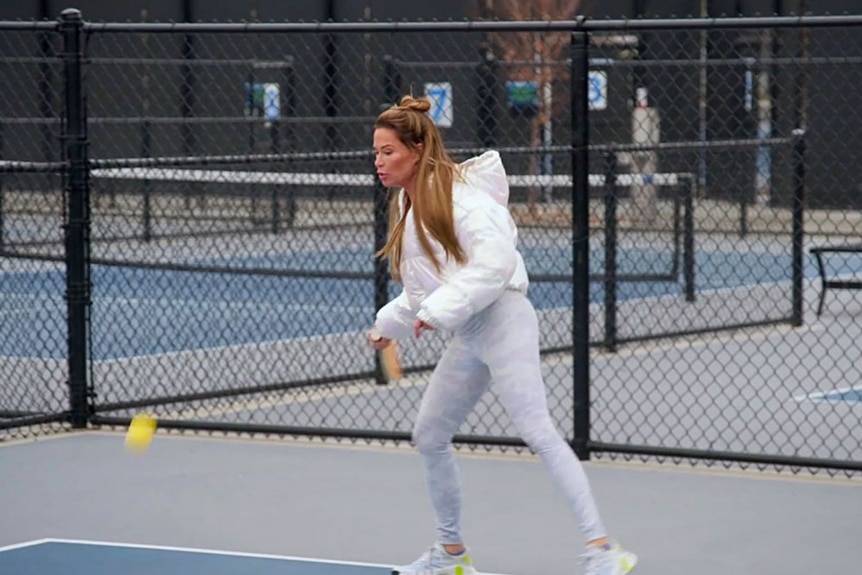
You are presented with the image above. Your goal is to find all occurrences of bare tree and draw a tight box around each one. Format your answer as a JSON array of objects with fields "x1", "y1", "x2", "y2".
[{"x1": 475, "y1": 0, "x2": 582, "y2": 219}]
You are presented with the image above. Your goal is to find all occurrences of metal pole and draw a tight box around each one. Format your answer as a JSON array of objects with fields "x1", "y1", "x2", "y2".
[
  {"x1": 791, "y1": 129, "x2": 806, "y2": 326},
  {"x1": 683, "y1": 177, "x2": 696, "y2": 302},
  {"x1": 60, "y1": 8, "x2": 91, "y2": 429},
  {"x1": 570, "y1": 28, "x2": 590, "y2": 461},
  {"x1": 0, "y1": 122, "x2": 5, "y2": 252},
  {"x1": 372, "y1": 173, "x2": 390, "y2": 386},
  {"x1": 602, "y1": 152, "x2": 617, "y2": 352},
  {"x1": 373, "y1": 63, "x2": 395, "y2": 386}
]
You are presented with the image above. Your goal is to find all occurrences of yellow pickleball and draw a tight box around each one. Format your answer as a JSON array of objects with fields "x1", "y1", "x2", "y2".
[{"x1": 124, "y1": 413, "x2": 157, "y2": 452}]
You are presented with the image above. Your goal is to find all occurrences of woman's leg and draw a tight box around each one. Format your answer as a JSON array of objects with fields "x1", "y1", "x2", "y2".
[
  {"x1": 412, "y1": 335, "x2": 490, "y2": 546},
  {"x1": 479, "y1": 292, "x2": 608, "y2": 543}
]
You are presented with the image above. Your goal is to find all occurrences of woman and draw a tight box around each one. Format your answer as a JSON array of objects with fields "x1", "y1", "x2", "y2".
[{"x1": 368, "y1": 95, "x2": 637, "y2": 575}]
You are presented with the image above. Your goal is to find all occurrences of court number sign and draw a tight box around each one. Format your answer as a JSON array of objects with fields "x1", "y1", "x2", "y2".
[
  {"x1": 588, "y1": 71, "x2": 607, "y2": 111},
  {"x1": 424, "y1": 82, "x2": 453, "y2": 128}
]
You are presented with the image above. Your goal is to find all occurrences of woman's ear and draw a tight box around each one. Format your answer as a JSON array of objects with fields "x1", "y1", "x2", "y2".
[{"x1": 414, "y1": 142, "x2": 424, "y2": 162}]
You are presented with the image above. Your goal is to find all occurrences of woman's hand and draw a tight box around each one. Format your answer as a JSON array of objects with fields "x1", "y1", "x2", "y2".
[
  {"x1": 367, "y1": 327, "x2": 393, "y2": 350},
  {"x1": 413, "y1": 319, "x2": 435, "y2": 338}
]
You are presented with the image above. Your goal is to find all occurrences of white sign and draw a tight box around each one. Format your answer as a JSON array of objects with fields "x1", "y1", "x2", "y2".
[
  {"x1": 263, "y1": 83, "x2": 280, "y2": 123},
  {"x1": 424, "y1": 82, "x2": 453, "y2": 128},
  {"x1": 588, "y1": 71, "x2": 607, "y2": 111}
]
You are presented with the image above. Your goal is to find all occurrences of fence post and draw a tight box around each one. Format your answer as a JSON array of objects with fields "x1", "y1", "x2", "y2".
[
  {"x1": 60, "y1": 8, "x2": 91, "y2": 429},
  {"x1": 0, "y1": 122, "x2": 4, "y2": 252},
  {"x1": 683, "y1": 176, "x2": 696, "y2": 302},
  {"x1": 570, "y1": 26, "x2": 590, "y2": 461},
  {"x1": 372, "y1": 169, "x2": 390, "y2": 385},
  {"x1": 791, "y1": 128, "x2": 806, "y2": 327},
  {"x1": 603, "y1": 151, "x2": 618, "y2": 352}
]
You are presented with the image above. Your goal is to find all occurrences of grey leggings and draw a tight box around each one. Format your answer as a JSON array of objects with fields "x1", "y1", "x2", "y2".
[{"x1": 412, "y1": 290, "x2": 607, "y2": 545}]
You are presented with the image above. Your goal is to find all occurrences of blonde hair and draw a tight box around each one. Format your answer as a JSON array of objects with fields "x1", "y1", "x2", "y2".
[{"x1": 374, "y1": 95, "x2": 467, "y2": 282}]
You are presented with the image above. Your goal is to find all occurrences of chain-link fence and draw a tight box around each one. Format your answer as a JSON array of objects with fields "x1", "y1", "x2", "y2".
[{"x1": 2, "y1": 11, "x2": 861, "y2": 477}]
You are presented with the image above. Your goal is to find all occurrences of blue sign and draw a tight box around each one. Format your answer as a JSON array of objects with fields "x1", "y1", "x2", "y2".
[
  {"x1": 588, "y1": 71, "x2": 607, "y2": 111},
  {"x1": 424, "y1": 82, "x2": 453, "y2": 128}
]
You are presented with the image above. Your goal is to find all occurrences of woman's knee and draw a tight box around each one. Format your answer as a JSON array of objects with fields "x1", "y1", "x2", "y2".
[
  {"x1": 516, "y1": 415, "x2": 564, "y2": 453},
  {"x1": 411, "y1": 417, "x2": 452, "y2": 454}
]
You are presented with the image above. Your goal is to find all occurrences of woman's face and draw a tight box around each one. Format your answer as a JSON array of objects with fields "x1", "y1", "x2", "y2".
[{"x1": 373, "y1": 127, "x2": 421, "y2": 191}]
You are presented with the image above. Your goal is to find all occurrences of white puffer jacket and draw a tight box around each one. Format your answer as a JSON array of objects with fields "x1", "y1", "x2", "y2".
[{"x1": 374, "y1": 150, "x2": 529, "y2": 339}]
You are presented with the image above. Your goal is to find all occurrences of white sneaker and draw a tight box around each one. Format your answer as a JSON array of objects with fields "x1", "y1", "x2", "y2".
[
  {"x1": 392, "y1": 543, "x2": 478, "y2": 575},
  {"x1": 580, "y1": 542, "x2": 637, "y2": 575}
]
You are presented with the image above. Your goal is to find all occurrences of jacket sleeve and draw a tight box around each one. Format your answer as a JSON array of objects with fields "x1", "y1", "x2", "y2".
[
  {"x1": 416, "y1": 202, "x2": 518, "y2": 332},
  {"x1": 375, "y1": 289, "x2": 417, "y2": 340}
]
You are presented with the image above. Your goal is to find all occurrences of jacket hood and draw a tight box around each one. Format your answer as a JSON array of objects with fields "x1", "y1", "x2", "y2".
[{"x1": 458, "y1": 150, "x2": 509, "y2": 208}]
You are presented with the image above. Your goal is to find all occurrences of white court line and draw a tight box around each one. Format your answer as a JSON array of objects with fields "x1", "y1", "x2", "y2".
[
  {"x1": 544, "y1": 311, "x2": 826, "y2": 365},
  {"x1": 794, "y1": 384, "x2": 862, "y2": 403},
  {"x1": 5, "y1": 538, "x2": 511, "y2": 575},
  {"x1": 0, "y1": 308, "x2": 40, "y2": 316},
  {"x1": 0, "y1": 291, "x2": 370, "y2": 315},
  {"x1": 0, "y1": 538, "x2": 54, "y2": 553},
  {"x1": 88, "y1": 294, "x2": 371, "y2": 315},
  {"x1": 0, "y1": 293, "x2": 63, "y2": 316}
]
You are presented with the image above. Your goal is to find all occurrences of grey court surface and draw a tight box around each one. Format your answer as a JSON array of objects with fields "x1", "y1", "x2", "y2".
[{"x1": 1, "y1": 432, "x2": 860, "y2": 575}]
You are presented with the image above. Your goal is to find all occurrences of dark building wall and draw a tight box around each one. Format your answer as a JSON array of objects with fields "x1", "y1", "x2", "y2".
[{"x1": 2, "y1": 1, "x2": 862, "y2": 206}]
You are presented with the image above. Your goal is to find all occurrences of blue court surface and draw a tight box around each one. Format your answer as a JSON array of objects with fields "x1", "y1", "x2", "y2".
[
  {"x1": 0, "y1": 247, "x2": 842, "y2": 360},
  {"x1": 0, "y1": 539, "x2": 396, "y2": 575}
]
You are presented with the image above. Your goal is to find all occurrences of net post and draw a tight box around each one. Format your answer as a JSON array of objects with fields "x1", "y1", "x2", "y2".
[
  {"x1": 570, "y1": 26, "x2": 591, "y2": 461},
  {"x1": 602, "y1": 151, "x2": 618, "y2": 352},
  {"x1": 791, "y1": 128, "x2": 806, "y2": 326},
  {"x1": 683, "y1": 176, "x2": 696, "y2": 302},
  {"x1": 60, "y1": 7, "x2": 92, "y2": 429}
]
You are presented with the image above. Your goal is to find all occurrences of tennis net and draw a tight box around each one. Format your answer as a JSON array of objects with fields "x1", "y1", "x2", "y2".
[{"x1": 2, "y1": 162, "x2": 693, "y2": 287}]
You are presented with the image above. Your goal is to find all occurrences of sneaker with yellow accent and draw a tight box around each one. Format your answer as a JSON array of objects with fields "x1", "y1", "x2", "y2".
[
  {"x1": 580, "y1": 542, "x2": 637, "y2": 575},
  {"x1": 391, "y1": 543, "x2": 478, "y2": 575}
]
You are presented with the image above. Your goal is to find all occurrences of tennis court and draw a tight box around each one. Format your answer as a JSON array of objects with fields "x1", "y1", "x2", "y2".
[
  {"x1": 0, "y1": 229, "x2": 816, "y2": 361},
  {"x1": 0, "y1": 539, "x2": 394, "y2": 575},
  {"x1": 1, "y1": 177, "x2": 841, "y2": 433},
  {"x1": 3, "y1": 167, "x2": 690, "y2": 357},
  {"x1": 0, "y1": 432, "x2": 859, "y2": 575},
  {"x1": 5, "y1": 164, "x2": 858, "y2": 464}
]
